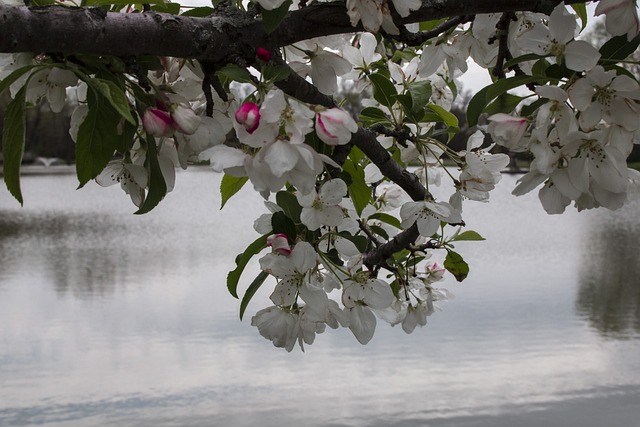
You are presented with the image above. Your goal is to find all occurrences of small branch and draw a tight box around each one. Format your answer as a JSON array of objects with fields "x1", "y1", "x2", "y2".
[
  {"x1": 357, "y1": 219, "x2": 382, "y2": 248},
  {"x1": 491, "y1": 12, "x2": 513, "y2": 79}
]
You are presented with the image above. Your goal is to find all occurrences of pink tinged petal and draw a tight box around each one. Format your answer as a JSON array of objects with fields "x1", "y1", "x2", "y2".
[
  {"x1": 348, "y1": 305, "x2": 376, "y2": 345},
  {"x1": 235, "y1": 102, "x2": 261, "y2": 134},
  {"x1": 143, "y1": 109, "x2": 174, "y2": 137},
  {"x1": 267, "y1": 234, "x2": 292, "y2": 256},
  {"x1": 171, "y1": 104, "x2": 200, "y2": 135}
]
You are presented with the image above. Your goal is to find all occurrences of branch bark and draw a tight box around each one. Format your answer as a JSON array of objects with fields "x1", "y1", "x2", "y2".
[{"x1": 0, "y1": 0, "x2": 592, "y2": 59}]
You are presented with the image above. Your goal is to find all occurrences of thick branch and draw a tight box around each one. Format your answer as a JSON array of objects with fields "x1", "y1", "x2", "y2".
[{"x1": 0, "y1": 1, "x2": 593, "y2": 58}]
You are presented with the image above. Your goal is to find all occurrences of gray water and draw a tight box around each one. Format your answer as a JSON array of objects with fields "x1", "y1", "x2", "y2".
[{"x1": 1, "y1": 168, "x2": 639, "y2": 427}]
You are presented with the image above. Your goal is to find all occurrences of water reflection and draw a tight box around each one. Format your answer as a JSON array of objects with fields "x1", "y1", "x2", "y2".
[
  {"x1": 576, "y1": 203, "x2": 640, "y2": 339},
  {"x1": 2, "y1": 172, "x2": 640, "y2": 427}
]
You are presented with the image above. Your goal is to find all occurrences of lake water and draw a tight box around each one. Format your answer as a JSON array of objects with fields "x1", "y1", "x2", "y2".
[{"x1": 1, "y1": 168, "x2": 639, "y2": 427}]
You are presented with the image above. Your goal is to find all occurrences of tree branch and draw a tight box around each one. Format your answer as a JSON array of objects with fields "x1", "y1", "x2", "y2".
[{"x1": 0, "y1": 1, "x2": 594, "y2": 59}]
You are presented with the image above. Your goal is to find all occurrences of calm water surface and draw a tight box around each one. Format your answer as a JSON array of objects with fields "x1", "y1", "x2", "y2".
[{"x1": 1, "y1": 169, "x2": 639, "y2": 426}]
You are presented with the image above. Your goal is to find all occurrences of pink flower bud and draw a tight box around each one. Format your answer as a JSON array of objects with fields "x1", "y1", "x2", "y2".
[
  {"x1": 143, "y1": 108, "x2": 174, "y2": 137},
  {"x1": 267, "y1": 233, "x2": 291, "y2": 256},
  {"x1": 315, "y1": 108, "x2": 358, "y2": 146},
  {"x1": 256, "y1": 47, "x2": 272, "y2": 62},
  {"x1": 235, "y1": 102, "x2": 261, "y2": 134},
  {"x1": 171, "y1": 104, "x2": 200, "y2": 135}
]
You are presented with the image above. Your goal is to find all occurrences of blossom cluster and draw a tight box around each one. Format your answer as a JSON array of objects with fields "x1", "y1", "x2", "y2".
[{"x1": 1, "y1": 0, "x2": 640, "y2": 350}]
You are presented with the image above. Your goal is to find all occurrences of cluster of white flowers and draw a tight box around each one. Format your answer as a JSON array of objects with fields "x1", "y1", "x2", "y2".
[{"x1": 1, "y1": 0, "x2": 640, "y2": 350}]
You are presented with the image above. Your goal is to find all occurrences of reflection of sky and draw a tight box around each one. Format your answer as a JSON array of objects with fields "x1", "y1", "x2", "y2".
[{"x1": 1, "y1": 170, "x2": 640, "y2": 426}]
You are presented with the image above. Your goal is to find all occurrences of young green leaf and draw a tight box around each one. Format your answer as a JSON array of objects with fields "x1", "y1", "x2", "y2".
[
  {"x1": 262, "y1": 0, "x2": 292, "y2": 34},
  {"x1": 90, "y1": 78, "x2": 136, "y2": 125},
  {"x1": 239, "y1": 271, "x2": 269, "y2": 320},
  {"x1": 135, "y1": 136, "x2": 167, "y2": 214},
  {"x1": 271, "y1": 211, "x2": 297, "y2": 243},
  {"x1": 2, "y1": 86, "x2": 27, "y2": 205},
  {"x1": 444, "y1": 250, "x2": 469, "y2": 282},
  {"x1": 369, "y1": 72, "x2": 398, "y2": 108},
  {"x1": 220, "y1": 174, "x2": 249, "y2": 209},
  {"x1": 452, "y1": 230, "x2": 486, "y2": 241},
  {"x1": 276, "y1": 190, "x2": 302, "y2": 223},
  {"x1": 343, "y1": 159, "x2": 371, "y2": 217},
  {"x1": 75, "y1": 89, "x2": 122, "y2": 187},
  {"x1": 227, "y1": 235, "x2": 268, "y2": 299}
]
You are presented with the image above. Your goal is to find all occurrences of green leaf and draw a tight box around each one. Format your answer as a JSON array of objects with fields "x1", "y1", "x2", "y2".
[
  {"x1": 484, "y1": 93, "x2": 525, "y2": 116},
  {"x1": 261, "y1": 0, "x2": 292, "y2": 34},
  {"x1": 467, "y1": 75, "x2": 543, "y2": 127},
  {"x1": 151, "y1": 2, "x2": 181, "y2": 14},
  {"x1": 419, "y1": 18, "x2": 445, "y2": 32},
  {"x1": 135, "y1": 136, "x2": 167, "y2": 215},
  {"x1": 452, "y1": 230, "x2": 485, "y2": 242},
  {"x1": 220, "y1": 174, "x2": 249, "y2": 209},
  {"x1": 428, "y1": 103, "x2": 458, "y2": 128},
  {"x1": 181, "y1": 6, "x2": 214, "y2": 17},
  {"x1": 276, "y1": 190, "x2": 302, "y2": 223},
  {"x1": 90, "y1": 78, "x2": 136, "y2": 125},
  {"x1": 359, "y1": 106, "x2": 390, "y2": 125},
  {"x1": 2, "y1": 86, "x2": 27, "y2": 205},
  {"x1": 271, "y1": 211, "x2": 297, "y2": 243},
  {"x1": 343, "y1": 159, "x2": 371, "y2": 217},
  {"x1": 239, "y1": 271, "x2": 269, "y2": 320},
  {"x1": 599, "y1": 34, "x2": 640, "y2": 62},
  {"x1": 407, "y1": 80, "x2": 432, "y2": 110},
  {"x1": 0, "y1": 65, "x2": 37, "y2": 97},
  {"x1": 368, "y1": 212, "x2": 402, "y2": 229},
  {"x1": 227, "y1": 235, "x2": 268, "y2": 299},
  {"x1": 444, "y1": 250, "x2": 469, "y2": 282},
  {"x1": 503, "y1": 53, "x2": 545, "y2": 70},
  {"x1": 217, "y1": 63, "x2": 254, "y2": 84},
  {"x1": 571, "y1": 3, "x2": 588, "y2": 31},
  {"x1": 31, "y1": 0, "x2": 55, "y2": 5},
  {"x1": 75, "y1": 89, "x2": 121, "y2": 187},
  {"x1": 369, "y1": 73, "x2": 398, "y2": 108},
  {"x1": 262, "y1": 64, "x2": 290, "y2": 83}
]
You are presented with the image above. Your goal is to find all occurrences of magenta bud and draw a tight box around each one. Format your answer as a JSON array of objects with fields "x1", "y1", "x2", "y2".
[{"x1": 235, "y1": 102, "x2": 261, "y2": 134}]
